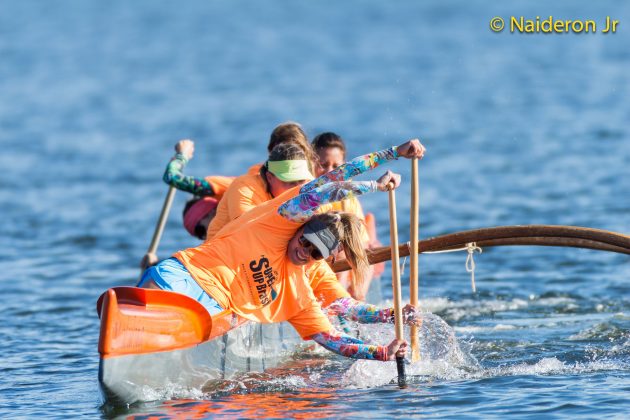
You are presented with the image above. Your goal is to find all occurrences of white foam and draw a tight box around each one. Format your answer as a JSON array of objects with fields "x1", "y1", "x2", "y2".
[
  {"x1": 493, "y1": 324, "x2": 518, "y2": 331},
  {"x1": 504, "y1": 357, "x2": 566, "y2": 375},
  {"x1": 436, "y1": 298, "x2": 530, "y2": 322},
  {"x1": 137, "y1": 382, "x2": 205, "y2": 402},
  {"x1": 343, "y1": 355, "x2": 630, "y2": 388},
  {"x1": 536, "y1": 297, "x2": 576, "y2": 307},
  {"x1": 454, "y1": 326, "x2": 484, "y2": 333}
]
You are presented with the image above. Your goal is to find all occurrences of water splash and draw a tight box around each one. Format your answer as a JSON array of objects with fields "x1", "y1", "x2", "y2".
[
  {"x1": 341, "y1": 311, "x2": 630, "y2": 388},
  {"x1": 342, "y1": 313, "x2": 479, "y2": 388}
]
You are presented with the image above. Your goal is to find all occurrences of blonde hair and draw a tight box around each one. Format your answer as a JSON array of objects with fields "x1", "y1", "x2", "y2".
[
  {"x1": 309, "y1": 212, "x2": 369, "y2": 292},
  {"x1": 267, "y1": 121, "x2": 320, "y2": 174}
]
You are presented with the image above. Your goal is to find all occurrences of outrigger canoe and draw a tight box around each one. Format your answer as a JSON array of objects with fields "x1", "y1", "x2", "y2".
[{"x1": 97, "y1": 225, "x2": 630, "y2": 406}]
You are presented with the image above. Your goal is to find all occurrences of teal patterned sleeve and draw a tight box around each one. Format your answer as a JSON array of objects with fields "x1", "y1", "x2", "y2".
[
  {"x1": 162, "y1": 153, "x2": 215, "y2": 196},
  {"x1": 309, "y1": 330, "x2": 388, "y2": 361},
  {"x1": 277, "y1": 181, "x2": 377, "y2": 223},
  {"x1": 300, "y1": 146, "x2": 399, "y2": 193}
]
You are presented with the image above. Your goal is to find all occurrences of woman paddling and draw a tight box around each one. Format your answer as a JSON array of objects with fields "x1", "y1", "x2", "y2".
[
  {"x1": 139, "y1": 139, "x2": 426, "y2": 361},
  {"x1": 161, "y1": 122, "x2": 318, "y2": 241},
  {"x1": 170, "y1": 131, "x2": 380, "y2": 302},
  {"x1": 311, "y1": 132, "x2": 384, "y2": 300},
  {"x1": 175, "y1": 140, "x2": 314, "y2": 240},
  {"x1": 179, "y1": 139, "x2": 419, "y2": 326},
  {"x1": 205, "y1": 122, "x2": 319, "y2": 240}
]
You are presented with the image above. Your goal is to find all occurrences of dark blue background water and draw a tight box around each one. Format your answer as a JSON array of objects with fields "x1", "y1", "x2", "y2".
[{"x1": 1, "y1": 0, "x2": 629, "y2": 418}]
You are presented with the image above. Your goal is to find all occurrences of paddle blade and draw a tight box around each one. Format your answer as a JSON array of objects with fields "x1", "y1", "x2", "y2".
[
  {"x1": 396, "y1": 355, "x2": 407, "y2": 388},
  {"x1": 96, "y1": 287, "x2": 213, "y2": 358}
]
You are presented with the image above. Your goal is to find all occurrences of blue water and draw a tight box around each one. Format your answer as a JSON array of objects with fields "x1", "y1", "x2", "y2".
[{"x1": 1, "y1": 0, "x2": 629, "y2": 418}]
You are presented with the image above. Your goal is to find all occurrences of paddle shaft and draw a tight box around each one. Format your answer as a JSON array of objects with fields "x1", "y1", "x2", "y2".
[
  {"x1": 388, "y1": 187, "x2": 406, "y2": 387},
  {"x1": 142, "y1": 186, "x2": 176, "y2": 272},
  {"x1": 409, "y1": 158, "x2": 420, "y2": 362},
  {"x1": 149, "y1": 186, "x2": 176, "y2": 253}
]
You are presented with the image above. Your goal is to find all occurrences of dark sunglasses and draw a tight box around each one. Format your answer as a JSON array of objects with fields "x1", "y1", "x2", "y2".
[
  {"x1": 298, "y1": 235, "x2": 324, "y2": 260},
  {"x1": 194, "y1": 223, "x2": 207, "y2": 240}
]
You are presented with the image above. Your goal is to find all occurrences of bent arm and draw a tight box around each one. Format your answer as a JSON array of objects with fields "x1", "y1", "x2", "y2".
[
  {"x1": 300, "y1": 146, "x2": 399, "y2": 193},
  {"x1": 309, "y1": 330, "x2": 388, "y2": 361},
  {"x1": 278, "y1": 180, "x2": 377, "y2": 223},
  {"x1": 163, "y1": 153, "x2": 215, "y2": 196},
  {"x1": 327, "y1": 297, "x2": 394, "y2": 324}
]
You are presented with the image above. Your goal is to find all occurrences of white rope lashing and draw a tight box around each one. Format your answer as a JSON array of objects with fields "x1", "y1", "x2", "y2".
[
  {"x1": 465, "y1": 242, "x2": 482, "y2": 293},
  {"x1": 410, "y1": 241, "x2": 483, "y2": 293},
  {"x1": 400, "y1": 256, "x2": 408, "y2": 277}
]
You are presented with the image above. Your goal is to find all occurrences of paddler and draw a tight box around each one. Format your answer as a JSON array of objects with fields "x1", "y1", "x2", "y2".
[
  {"x1": 173, "y1": 140, "x2": 314, "y2": 240},
  {"x1": 205, "y1": 122, "x2": 319, "y2": 240},
  {"x1": 160, "y1": 121, "x2": 318, "y2": 242},
  {"x1": 311, "y1": 132, "x2": 384, "y2": 300},
  {"x1": 169, "y1": 134, "x2": 398, "y2": 305},
  {"x1": 138, "y1": 139, "x2": 426, "y2": 362}
]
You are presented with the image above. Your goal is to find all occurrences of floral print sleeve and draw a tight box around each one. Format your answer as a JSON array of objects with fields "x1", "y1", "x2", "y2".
[
  {"x1": 162, "y1": 153, "x2": 215, "y2": 196},
  {"x1": 327, "y1": 297, "x2": 394, "y2": 323},
  {"x1": 276, "y1": 146, "x2": 399, "y2": 222},
  {"x1": 300, "y1": 146, "x2": 399, "y2": 193},
  {"x1": 309, "y1": 330, "x2": 388, "y2": 361},
  {"x1": 277, "y1": 181, "x2": 377, "y2": 223}
]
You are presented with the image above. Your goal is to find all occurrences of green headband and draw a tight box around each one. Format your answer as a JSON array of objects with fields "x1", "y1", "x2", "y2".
[{"x1": 267, "y1": 160, "x2": 314, "y2": 182}]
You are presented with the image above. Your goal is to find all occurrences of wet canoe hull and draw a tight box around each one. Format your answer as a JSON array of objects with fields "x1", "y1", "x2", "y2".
[{"x1": 97, "y1": 287, "x2": 301, "y2": 405}]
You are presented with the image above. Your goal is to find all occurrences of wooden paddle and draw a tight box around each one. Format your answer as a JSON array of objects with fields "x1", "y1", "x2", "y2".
[
  {"x1": 388, "y1": 185, "x2": 406, "y2": 388},
  {"x1": 409, "y1": 157, "x2": 420, "y2": 362},
  {"x1": 139, "y1": 185, "x2": 176, "y2": 274}
]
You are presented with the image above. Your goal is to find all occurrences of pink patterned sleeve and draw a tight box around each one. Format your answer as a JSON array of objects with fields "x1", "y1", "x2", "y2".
[
  {"x1": 276, "y1": 146, "x2": 399, "y2": 222},
  {"x1": 277, "y1": 181, "x2": 377, "y2": 223},
  {"x1": 309, "y1": 330, "x2": 388, "y2": 361},
  {"x1": 301, "y1": 146, "x2": 399, "y2": 193},
  {"x1": 326, "y1": 297, "x2": 395, "y2": 324}
]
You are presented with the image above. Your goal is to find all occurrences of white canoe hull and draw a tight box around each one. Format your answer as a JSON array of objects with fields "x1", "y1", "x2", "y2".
[{"x1": 97, "y1": 287, "x2": 302, "y2": 406}]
